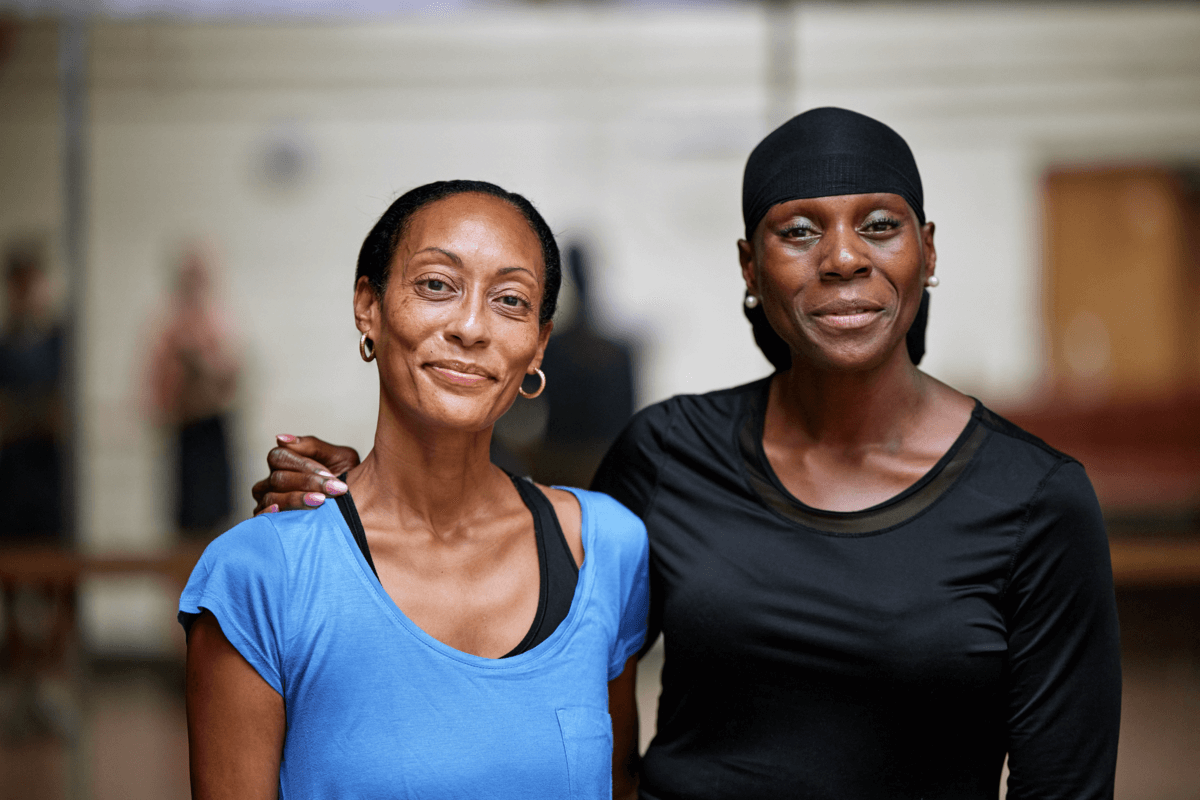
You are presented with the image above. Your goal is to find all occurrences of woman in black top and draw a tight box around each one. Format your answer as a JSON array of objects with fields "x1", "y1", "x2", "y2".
[{"x1": 254, "y1": 108, "x2": 1121, "y2": 799}]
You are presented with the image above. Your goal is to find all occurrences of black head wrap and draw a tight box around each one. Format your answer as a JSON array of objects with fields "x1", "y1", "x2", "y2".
[
  {"x1": 740, "y1": 107, "x2": 930, "y2": 367},
  {"x1": 742, "y1": 107, "x2": 924, "y2": 240}
]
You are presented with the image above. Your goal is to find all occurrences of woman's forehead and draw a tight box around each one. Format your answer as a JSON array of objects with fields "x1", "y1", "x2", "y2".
[
  {"x1": 766, "y1": 191, "x2": 912, "y2": 216},
  {"x1": 399, "y1": 193, "x2": 543, "y2": 270},
  {"x1": 407, "y1": 192, "x2": 523, "y2": 235}
]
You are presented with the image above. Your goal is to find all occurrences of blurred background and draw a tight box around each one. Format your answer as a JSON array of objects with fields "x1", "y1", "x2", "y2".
[{"x1": 0, "y1": 1, "x2": 1198, "y2": 797}]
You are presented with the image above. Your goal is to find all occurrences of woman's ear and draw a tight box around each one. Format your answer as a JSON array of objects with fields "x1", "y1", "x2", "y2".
[
  {"x1": 738, "y1": 238, "x2": 758, "y2": 297},
  {"x1": 353, "y1": 276, "x2": 380, "y2": 337},
  {"x1": 530, "y1": 320, "x2": 554, "y2": 372},
  {"x1": 921, "y1": 221, "x2": 937, "y2": 283}
]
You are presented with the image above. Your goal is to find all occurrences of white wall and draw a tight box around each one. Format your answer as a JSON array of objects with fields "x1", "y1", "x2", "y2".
[{"x1": 3, "y1": 3, "x2": 1200, "y2": 653}]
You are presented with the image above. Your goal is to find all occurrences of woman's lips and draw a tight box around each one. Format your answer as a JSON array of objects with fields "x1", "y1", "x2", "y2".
[
  {"x1": 427, "y1": 363, "x2": 492, "y2": 386},
  {"x1": 813, "y1": 308, "x2": 882, "y2": 330}
]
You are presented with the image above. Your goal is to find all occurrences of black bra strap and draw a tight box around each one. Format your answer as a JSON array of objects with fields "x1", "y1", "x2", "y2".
[
  {"x1": 502, "y1": 475, "x2": 552, "y2": 657},
  {"x1": 335, "y1": 474, "x2": 379, "y2": 579},
  {"x1": 508, "y1": 474, "x2": 579, "y2": 578},
  {"x1": 503, "y1": 474, "x2": 580, "y2": 657}
]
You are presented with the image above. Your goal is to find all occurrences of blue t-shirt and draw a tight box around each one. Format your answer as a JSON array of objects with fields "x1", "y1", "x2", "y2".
[{"x1": 179, "y1": 487, "x2": 649, "y2": 800}]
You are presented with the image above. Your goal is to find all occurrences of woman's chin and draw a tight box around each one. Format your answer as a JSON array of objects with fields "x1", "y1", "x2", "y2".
[
  {"x1": 408, "y1": 393, "x2": 511, "y2": 435},
  {"x1": 379, "y1": 373, "x2": 511, "y2": 433},
  {"x1": 797, "y1": 335, "x2": 907, "y2": 374}
]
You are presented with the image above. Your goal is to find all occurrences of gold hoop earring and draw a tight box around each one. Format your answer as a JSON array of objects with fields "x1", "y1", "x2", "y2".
[
  {"x1": 518, "y1": 368, "x2": 546, "y2": 399},
  {"x1": 359, "y1": 332, "x2": 375, "y2": 362}
]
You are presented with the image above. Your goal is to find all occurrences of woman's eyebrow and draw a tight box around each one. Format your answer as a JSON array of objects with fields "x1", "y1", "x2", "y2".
[
  {"x1": 498, "y1": 266, "x2": 537, "y2": 279},
  {"x1": 412, "y1": 247, "x2": 463, "y2": 267}
]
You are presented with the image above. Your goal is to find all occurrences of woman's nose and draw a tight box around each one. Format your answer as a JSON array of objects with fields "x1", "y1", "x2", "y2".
[
  {"x1": 444, "y1": 293, "x2": 490, "y2": 347},
  {"x1": 822, "y1": 226, "x2": 871, "y2": 280}
]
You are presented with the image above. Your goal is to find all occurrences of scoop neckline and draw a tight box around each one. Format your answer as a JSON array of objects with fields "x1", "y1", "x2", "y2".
[
  {"x1": 325, "y1": 486, "x2": 595, "y2": 671},
  {"x1": 737, "y1": 378, "x2": 988, "y2": 536}
]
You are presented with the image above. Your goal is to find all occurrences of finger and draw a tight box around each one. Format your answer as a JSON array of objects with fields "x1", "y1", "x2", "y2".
[
  {"x1": 254, "y1": 491, "x2": 329, "y2": 515},
  {"x1": 267, "y1": 468, "x2": 322, "y2": 495},
  {"x1": 267, "y1": 469, "x2": 347, "y2": 498},
  {"x1": 253, "y1": 501, "x2": 280, "y2": 516},
  {"x1": 266, "y1": 446, "x2": 336, "y2": 478},
  {"x1": 252, "y1": 477, "x2": 271, "y2": 504},
  {"x1": 275, "y1": 435, "x2": 359, "y2": 471},
  {"x1": 252, "y1": 477, "x2": 346, "y2": 511}
]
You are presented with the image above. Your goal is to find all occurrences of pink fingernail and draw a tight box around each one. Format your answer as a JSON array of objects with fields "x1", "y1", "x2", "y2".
[
  {"x1": 303, "y1": 493, "x2": 325, "y2": 507},
  {"x1": 316, "y1": 470, "x2": 335, "y2": 478},
  {"x1": 265, "y1": 504, "x2": 280, "y2": 514},
  {"x1": 324, "y1": 479, "x2": 348, "y2": 496},
  {"x1": 276, "y1": 434, "x2": 297, "y2": 444}
]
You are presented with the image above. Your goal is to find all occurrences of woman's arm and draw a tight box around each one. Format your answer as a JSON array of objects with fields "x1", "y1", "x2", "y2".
[
  {"x1": 1002, "y1": 460, "x2": 1121, "y2": 800},
  {"x1": 609, "y1": 655, "x2": 640, "y2": 800},
  {"x1": 251, "y1": 435, "x2": 359, "y2": 514},
  {"x1": 186, "y1": 610, "x2": 286, "y2": 800}
]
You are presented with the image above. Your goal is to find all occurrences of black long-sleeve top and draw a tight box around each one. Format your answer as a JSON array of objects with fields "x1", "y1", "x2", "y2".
[{"x1": 591, "y1": 377, "x2": 1121, "y2": 800}]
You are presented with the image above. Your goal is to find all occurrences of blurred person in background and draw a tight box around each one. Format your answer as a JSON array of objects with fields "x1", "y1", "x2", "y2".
[
  {"x1": 526, "y1": 240, "x2": 636, "y2": 488},
  {"x1": 182, "y1": 181, "x2": 648, "y2": 799},
  {"x1": 0, "y1": 238, "x2": 74, "y2": 743},
  {"x1": 144, "y1": 243, "x2": 240, "y2": 539},
  {"x1": 0, "y1": 238, "x2": 65, "y2": 543},
  {"x1": 253, "y1": 109, "x2": 1121, "y2": 799}
]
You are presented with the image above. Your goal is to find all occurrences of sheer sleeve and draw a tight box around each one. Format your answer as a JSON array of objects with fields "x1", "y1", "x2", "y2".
[{"x1": 1002, "y1": 460, "x2": 1121, "y2": 800}]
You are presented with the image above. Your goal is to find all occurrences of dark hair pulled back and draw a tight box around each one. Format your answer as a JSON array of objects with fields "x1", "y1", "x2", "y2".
[{"x1": 356, "y1": 179, "x2": 561, "y2": 325}]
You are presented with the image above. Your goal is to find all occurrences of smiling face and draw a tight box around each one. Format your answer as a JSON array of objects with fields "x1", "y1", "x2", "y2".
[
  {"x1": 355, "y1": 192, "x2": 551, "y2": 433},
  {"x1": 739, "y1": 192, "x2": 936, "y2": 373}
]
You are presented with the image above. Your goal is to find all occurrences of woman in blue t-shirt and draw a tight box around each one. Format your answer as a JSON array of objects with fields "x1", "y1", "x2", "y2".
[{"x1": 181, "y1": 180, "x2": 649, "y2": 799}]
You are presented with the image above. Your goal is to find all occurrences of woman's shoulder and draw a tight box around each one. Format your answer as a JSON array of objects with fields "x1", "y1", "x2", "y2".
[
  {"x1": 199, "y1": 513, "x2": 283, "y2": 567},
  {"x1": 198, "y1": 504, "x2": 342, "y2": 574},
  {"x1": 962, "y1": 401, "x2": 1105, "y2": 519},
  {"x1": 181, "y1": 504, "x2": 349, "y2": 627},
  {"x1": 638, "y1": 376, "x2": 771, "y2": 424},
  {"x1": 592, "y1": 376, "x2": 771, "y2": 515},
  {"x1": 180, "y1": 514, "x2": 292, "y2": 637},
  {"x1": 557, "y1": 487, "x2": 647, "y2": 548},
  {"x1": 973, "y1": 402, "x2": 1079, "y2": 470},
  {"x1": 570, "y1": 487, "x2": 644, "y2": 523},
  {"x1": 611, "y1": 375, "x2": 771, "y2": 453}
]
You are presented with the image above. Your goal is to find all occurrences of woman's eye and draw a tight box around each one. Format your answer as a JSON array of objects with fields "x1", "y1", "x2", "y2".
[
  {"x1": 861, "y1": 217, "x2": 900, "y2": 234},
  {"x1": 416, "y1": 277, "x2": 454, "y2": 295},
  {"x1": 781, "y1": 224, "x2": 818, "y2": 239},
  {"x1": 498, "y1": 295, "x2": 528, "y2": 309}
]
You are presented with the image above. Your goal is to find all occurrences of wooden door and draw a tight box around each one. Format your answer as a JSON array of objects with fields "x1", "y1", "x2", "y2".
[{"x1": 1043, "y1": 167, "x2": 1195, "y2": 402}]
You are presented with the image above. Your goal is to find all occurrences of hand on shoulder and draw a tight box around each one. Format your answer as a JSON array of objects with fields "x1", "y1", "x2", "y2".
[{"x1": 251, "y1": 435, "x2": 360, "y2": 514}]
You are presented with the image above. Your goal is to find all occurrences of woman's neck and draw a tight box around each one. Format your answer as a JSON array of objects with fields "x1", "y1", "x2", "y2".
[
  {"x1": 770, "y1": 346, "x2": 931, "y2": 451},
  {"x1": 347, "y1": 402, "x2": 508, "y2": 538}
]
